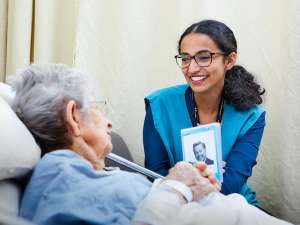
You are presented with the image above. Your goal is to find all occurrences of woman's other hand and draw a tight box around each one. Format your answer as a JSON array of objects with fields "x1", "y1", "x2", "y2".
[{"x1": 194, "y1": 161, "x2": 221, "y2": 191}]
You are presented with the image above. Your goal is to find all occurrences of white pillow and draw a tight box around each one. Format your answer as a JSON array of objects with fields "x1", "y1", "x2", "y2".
[
  {"x1": 0, "y1": 82, "x2": 15, "y2": 105},
  {"x1": 0, "y1": 91, "x2": 41, "y2": 180},
  {"x1": 0, "y1": 180, "x2": 21, "y2": 214}
]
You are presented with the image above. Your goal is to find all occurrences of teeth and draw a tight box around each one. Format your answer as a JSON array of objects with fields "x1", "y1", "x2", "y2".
[{"x1": 191, "y1": 76, "x2": 207, "y2": 81}]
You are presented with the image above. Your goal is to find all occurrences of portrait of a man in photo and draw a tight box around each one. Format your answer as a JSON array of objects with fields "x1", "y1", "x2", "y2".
[{"x1": 192, "y1": 141, "x2": 214, "y2": 165}]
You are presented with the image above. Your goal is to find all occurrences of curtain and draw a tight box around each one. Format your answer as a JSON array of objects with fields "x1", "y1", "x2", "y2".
[
  {"x1": 0, "y1": 0, "x2": 8, "y2": 81},
  {"x1": 5, "y1": 0, "x2": 33, "y2": 77},
  {"x1": 33, "y1": 0, "x2": 78, "y2": 65},
  {"x1": 0, "y1": 0, "x2": 77, "y2": 80},
  {"x1": 0, "y1": 0, "x2": 299, "y2": 223}
]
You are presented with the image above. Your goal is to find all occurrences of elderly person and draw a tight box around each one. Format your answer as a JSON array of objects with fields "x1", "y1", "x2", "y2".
[{"x1": 12, "y1": 64, "x2": 217, "y2": 225}]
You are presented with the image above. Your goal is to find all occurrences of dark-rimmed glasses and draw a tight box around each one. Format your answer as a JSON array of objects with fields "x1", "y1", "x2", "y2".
[
  {"x1": 89, "y1": 100, "x2": 108, "y2": 115},
  {"x1": 175, "y1": 50, "x2": 225, "y2": 68}
]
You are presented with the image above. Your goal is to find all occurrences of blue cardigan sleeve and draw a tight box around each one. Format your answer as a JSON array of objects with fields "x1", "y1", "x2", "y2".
[
  {"x1": 143, "y1": 103, "x2": 170, "y2": 176},
  {"x1": 221, "y1": 112, "x2": 266, "y2": 194}
]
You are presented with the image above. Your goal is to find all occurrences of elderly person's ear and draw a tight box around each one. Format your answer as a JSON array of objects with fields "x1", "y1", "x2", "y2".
[{"x1": 66, "y1": 100, "x2": 81, "y2": 137}]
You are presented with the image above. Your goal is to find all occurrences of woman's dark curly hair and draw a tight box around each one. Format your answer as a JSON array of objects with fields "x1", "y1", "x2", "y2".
[{"x1": 178, "y1": 20, "x2": 265, "y2": 110}]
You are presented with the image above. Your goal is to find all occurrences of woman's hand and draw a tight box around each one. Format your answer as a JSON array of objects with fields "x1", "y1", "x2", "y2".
[{"x1": 194, "y1": 162, "x2": 221, "y2": 191}]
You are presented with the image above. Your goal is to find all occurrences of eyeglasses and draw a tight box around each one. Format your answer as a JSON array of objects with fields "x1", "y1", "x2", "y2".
[
  {"x1": 174, "y1": 50, "x2": 225, "y2": 68},
  {"x1": 89, "y1": 99, "x2": 122, "y2": 131},
  {"x1": 89, "y1": 100, "x2": 108, "y2": 115}
]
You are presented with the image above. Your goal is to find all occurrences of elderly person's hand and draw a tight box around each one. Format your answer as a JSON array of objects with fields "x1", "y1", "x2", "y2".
[{"x1": 161, "y1": 162, "x2": 218, "y2": 202}]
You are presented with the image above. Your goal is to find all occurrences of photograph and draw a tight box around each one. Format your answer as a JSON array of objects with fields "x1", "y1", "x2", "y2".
[
  {"x1": 181, "y1": 123, "x2": 222, "y2": 183},
  {"x1": 193, "y1": 141, "x2": 214, "y2": 165}
]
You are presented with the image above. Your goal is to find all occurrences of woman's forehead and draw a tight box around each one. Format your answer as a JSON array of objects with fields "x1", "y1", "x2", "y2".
[{"x1": 180, "y1": 33, "x2": 220, "y2": 54}]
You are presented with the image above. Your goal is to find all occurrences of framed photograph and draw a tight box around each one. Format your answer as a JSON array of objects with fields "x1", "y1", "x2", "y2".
[{"x1": 181, "y1": 123, "x2": 223, "y2": 183}]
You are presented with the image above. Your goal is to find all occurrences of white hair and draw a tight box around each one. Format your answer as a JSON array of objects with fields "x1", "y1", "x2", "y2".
[{"x1": 9, "y1": 64, "x2": 91, "y2": 153}]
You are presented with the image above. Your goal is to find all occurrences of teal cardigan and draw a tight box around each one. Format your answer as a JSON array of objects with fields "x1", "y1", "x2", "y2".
[{"x1": 146, "y1": 84, "x2": 265, "y2": 204}]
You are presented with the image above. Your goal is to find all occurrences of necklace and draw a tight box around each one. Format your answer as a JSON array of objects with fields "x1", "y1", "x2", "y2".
[{"x1": 192, "y1": 93, "x2": 224, "y2": 126}]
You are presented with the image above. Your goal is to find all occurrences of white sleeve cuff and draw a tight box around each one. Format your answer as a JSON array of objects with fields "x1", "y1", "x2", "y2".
[{"x1": 156, "y1": 179, "x2": 193, "y2": 203}]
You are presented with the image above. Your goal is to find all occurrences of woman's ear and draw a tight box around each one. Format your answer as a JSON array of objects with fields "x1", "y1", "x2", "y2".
[
  {"x1": 65, "y1": 100, "x2": 81, "y2": 137},
  {"x1": 225, "y1": 52, "x2": 237, "y2": 71}
]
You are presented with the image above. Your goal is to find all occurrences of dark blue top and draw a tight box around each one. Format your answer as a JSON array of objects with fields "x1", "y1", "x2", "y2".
[{"x1": 143, "y1": 87, "x2": 265, "y2": 195}]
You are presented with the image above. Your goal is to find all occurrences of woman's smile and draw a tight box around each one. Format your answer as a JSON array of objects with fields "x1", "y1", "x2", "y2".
[{"x1": 189, "y1": 74, "x2": 209, "y2": 84}]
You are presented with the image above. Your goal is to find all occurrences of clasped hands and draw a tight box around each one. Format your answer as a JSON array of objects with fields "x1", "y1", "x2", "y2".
[{"x1": 161, "y1": 161, "x2": 220, "y2": 202}]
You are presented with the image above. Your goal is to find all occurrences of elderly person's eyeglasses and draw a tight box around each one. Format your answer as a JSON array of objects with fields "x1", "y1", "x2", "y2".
[
  {"x1": 175, "y1": 50, "x2": 225, "y2": 68},
  {"x1": 89, "y1": 99, "x2": 121, "y2": 130},
  {"x1": 89, "y1": 100, "x2": 108, "y2": 115}
]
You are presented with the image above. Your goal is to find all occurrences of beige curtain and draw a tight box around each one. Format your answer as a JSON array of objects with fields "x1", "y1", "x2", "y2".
[
  {"x1": 0, "y1": 0, "x2": 78, "y2": 80},
  {"x1": 33, "y1": 0, "x2": 78, "y2": 65},
  {"x1": 1, "y1": 0, "x2": 300, "y2": 223},
  {"x1": 0, "y1": 0, "x2": 8, "y2": 81},
  {"x1": 6, "y1": 0, "x2": 33, "y2": 77}
]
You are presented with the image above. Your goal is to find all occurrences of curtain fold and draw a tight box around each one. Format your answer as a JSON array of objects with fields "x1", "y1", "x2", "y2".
[
  {"x1": 33, "y1": 0, "x2": 78, "y2": 65},
  {"x1": 6, "y1": 0, "x2": 33, "y2": 76},
  {"x1": 1, "y1": 0, "x2": 78, "y2": 80},
  {"x1": 0, "y1": 0, "x2": 8, "y2": 81}
]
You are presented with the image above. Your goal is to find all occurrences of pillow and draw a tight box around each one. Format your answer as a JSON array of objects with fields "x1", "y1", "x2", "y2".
[
  {"x1": 0, "y1": 90, "x2": 41, "y2": 180},
  {"x1": 0, "y1": 180, "x2": 21, "y2": 214},
  {"x1": 0, "y1": 82, "x2": 15, "y2": 105}
]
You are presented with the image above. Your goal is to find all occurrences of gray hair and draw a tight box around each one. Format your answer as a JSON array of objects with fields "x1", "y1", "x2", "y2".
[{"x1": 9, "y1": 64, "x2": 90, "y2": 154}]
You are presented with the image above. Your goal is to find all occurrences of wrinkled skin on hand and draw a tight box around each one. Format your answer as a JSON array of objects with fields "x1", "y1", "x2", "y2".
[{"x1": 164, "y1": 161, "x2": 219, "y2": 201}]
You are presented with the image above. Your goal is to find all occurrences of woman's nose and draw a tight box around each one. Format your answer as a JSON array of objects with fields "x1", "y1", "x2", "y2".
[{"x1": 187, "y1": 59, "x2": 200, "y2": 73}]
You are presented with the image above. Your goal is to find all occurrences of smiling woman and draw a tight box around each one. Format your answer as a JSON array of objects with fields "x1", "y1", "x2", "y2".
[{"x1": 143, "y1": 19, "x2": 266, "y2": 206}]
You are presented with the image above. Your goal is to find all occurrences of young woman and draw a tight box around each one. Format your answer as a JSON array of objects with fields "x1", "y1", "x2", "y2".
[{"x1": 143, "y1": 19, "x2": 265, "y2": 205}]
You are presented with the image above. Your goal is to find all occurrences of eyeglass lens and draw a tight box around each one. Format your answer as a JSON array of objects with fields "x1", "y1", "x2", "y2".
[{"x1": 176, "y1": 51, "x2": 213, "y2": 68}]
